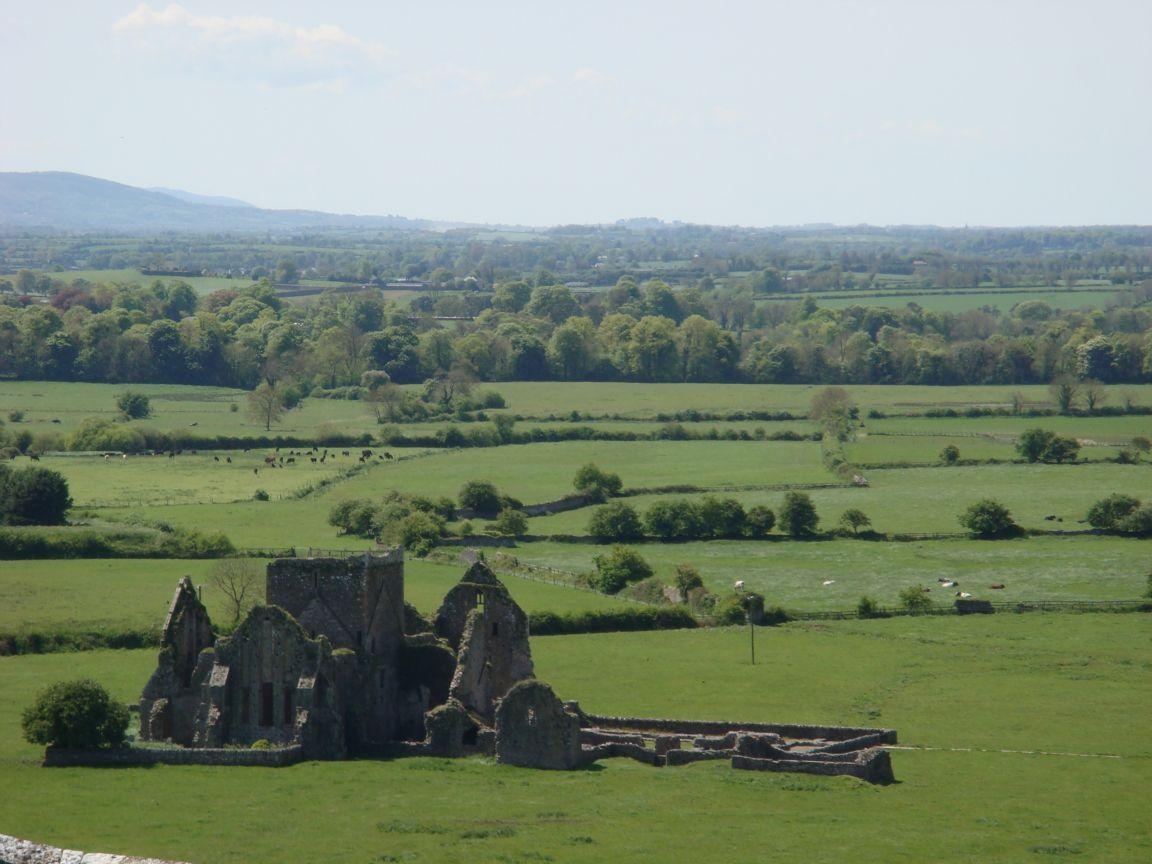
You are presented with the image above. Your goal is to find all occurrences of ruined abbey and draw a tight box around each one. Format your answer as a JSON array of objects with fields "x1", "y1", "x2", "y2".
[{"x1": 134, "y1": 551, "x2": 895, "y2": 782}]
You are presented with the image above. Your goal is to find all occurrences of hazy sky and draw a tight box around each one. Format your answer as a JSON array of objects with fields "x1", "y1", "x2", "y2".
[{"x1": 2, "y1": 1, "x2": 1149, "y2": 227}]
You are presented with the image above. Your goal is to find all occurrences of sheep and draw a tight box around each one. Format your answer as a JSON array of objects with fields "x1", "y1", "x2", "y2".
[
  {"x1": 734, "y1": 580, "x2": 745, "y2": 592},
  {"x1": 822, "y1": 579, "x2": 836, "y2": 586}
]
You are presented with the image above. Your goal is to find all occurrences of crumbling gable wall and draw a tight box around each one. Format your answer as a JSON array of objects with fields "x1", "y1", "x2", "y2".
[
  {"x1": 192, "y1": 605, "x2": 344, "y2": 759},
  {"x1": 139, "y1": 576, "x2": 215, "y2": 745},
  {"x1": 435, "y1": 562, "x2": 534, "y2": 720},
  {"x1": 495, "y1": 680, "x2": 582, "y2": 769},
  {"x1": 267, "y1": 550, "x2": 404, "y2": 659}
]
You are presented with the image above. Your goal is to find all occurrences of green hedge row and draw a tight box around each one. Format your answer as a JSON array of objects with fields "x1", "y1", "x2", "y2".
[{"x1": 528, "y1": 606, "x2": 698, "y2": 636}]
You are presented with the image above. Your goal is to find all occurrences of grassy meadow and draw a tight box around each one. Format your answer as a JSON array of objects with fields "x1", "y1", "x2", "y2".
[
  {"x1": 0, "y1": 614, "x2": 1148, "y2": 863},
  {"x1": 2, "y1": 380, "x2": 1151, "y2": 862}
]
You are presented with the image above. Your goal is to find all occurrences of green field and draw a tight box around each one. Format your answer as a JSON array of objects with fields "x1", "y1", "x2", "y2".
[
  {"x1": 0, "y1": 556, "x2": 639, "y2": 640},
  {"x1": 770, "y1": 286, "x2": 1124, "y2": 313},
  {"x1": 0, "y1": 614, "x2": 1148, "y2": 863},
  {"x1": 500, "y1": 536, "x2": 1149, "y2": 609}
]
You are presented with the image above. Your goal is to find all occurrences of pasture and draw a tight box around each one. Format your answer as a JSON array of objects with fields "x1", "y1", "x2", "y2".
[
  {"x1": 787, "y1": 285, "x2": 1123, "y2": 313},
  {"x1": 0, "y1": 614, "x2": 1148, "y2": 863},
  {"x1": 500, "y1": 536, "x2": 1149, "y2": 610},
  {"x1": 0, "y1": 556, "x2": 639, "y2": 642}
]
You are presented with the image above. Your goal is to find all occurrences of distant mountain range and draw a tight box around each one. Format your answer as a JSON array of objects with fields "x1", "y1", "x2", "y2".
[{"x1": 0, "y1": 171, "x2": 428, "y2": 233}]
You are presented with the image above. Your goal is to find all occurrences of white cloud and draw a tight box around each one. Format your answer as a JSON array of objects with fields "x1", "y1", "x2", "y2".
[{"x1": 112, "y1": 3, "x2": 394, "y2": 89}]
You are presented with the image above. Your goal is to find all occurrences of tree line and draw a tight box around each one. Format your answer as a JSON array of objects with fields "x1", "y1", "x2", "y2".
[{"x1": 1, "y1": 271, "x2": 1151, "y2": 392}]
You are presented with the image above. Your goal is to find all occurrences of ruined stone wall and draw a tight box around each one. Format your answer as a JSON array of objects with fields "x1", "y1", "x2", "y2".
[
  {"x1": 582, "y1": 713, "x2": 897, "y2": 744},
  {"x1": 193, "y1": 606, "x2": 344, "y2": 758},
  {"x1": 43, "y1": 744, "x2": 304, "y2": 768},
  {"x1": 494, "y1": 680, "x2": 582, "y2": 769},
  {"x1": 267, "y1": 551, "x2": 404, "y2": 658},
  {"x1": 0, "y1": 832, "x2": 191, "y2": 864}
]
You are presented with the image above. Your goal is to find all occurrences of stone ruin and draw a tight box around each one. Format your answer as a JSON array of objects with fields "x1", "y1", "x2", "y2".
[{"x1": 137, "y1": 551, "x2": 895, "y2": 782}]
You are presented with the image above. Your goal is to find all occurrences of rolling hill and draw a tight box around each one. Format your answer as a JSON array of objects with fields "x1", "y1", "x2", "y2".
[{"x1": 0, "y1": 171, "x2": 426, "y2": 233}]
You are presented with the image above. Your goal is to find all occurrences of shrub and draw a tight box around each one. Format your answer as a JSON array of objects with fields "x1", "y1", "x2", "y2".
[
  {"x1": 744, "y1": 505, "x2": 775, "y2": 537},
  {"x1": 673, "y1": 563, "x2": 703, "y2": 596},
  {"x1": 492, "y1": 508, "x2": 528, "y2": 537},
  {"x1": 66, "y1": 417, "x2": 147, "y2": 453},
  {"x1": 697, "y1": 496, "x2": 747, "y2": 539},
  {"x1": 959, "y1": 499, "x2": 1022, "y2": 538},
  {"x1": 1086, "y1": 494, "x2": 1141, "y2": 530},
  {"x1": 8, "y1": 410, "x2": 24, "y2": 423},
  {"x1": 714, "y1": 591, "x2": 766, "y2": 625},
  {"x1": 22, "y1": 679, "x2": 129, "y2": 749},
  {"x1": 393, "y1": 511, "x2": 445, "y2": 555},
  {"x1": 939, "y1": 444, "x2": 960, "y2": 464},
  {"x1": 856, "y1": 596, "x2": 885, "y2": 618},
  {"x1": 644, "y1": 499, "x2": 702, "y2": 541},
  {"x1": 116, "y1": 391, "x2": 152, "y2": 420},
  {"x1": 1116, "y1": 505, "x2": 1152, "y2": 537},
  {"x1": 779, "y1": 491, "x2": 819, "y2": 537},
  {"x1": 1016, "y1": 428, "x2": 1080, "y2": 463},
  {"x1": 0, "y1": 465, "x2": 72, "y2": 525},
  {"x1": 590, "y1": 545, "x2": 653, "y2": 594},
  {"x1": 250, "y1": 738, "x2": 272, "y2": 750},
  {"x1": 588, "y1": 500, "x2": 645, "y2": 542},
  {"x1": 573, "y1": 463, "x2": 623, "y2": 502},
  {"x1": 838, "y1": 508, "x2": 872, "y2": 536},
  {"x1": 252, "y1": 488, "x2": 270, "y2": 502},
  {"x1": 458, "y1": 480, "x2": 502, "y2": 516},
  {"x1": 899, "y1": 586, "x2": 933, "y2": 615}
]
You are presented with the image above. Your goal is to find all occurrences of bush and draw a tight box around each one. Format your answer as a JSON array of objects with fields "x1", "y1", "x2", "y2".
[
  {"x1": 838, "y1": 508, "x2": 872, "y2": 536},
  {"x1": 0, "y1": 465, "x2": 72, "y2": 525},
  {"x1": 116, "y1": 391, "x2": 152, "y2": 420},
  {"x1": 66, "y1": 416, "x2": 147, "y2": 453},
  {"x1": 1116, "y1": 505, "x2": 1152, "y2": 537},
  {"x1": 673, "y1": 563, "x2": 703, "y2": 596},
  {"x1": 573, "y1": 463, "x2": 623, "y2": 502},
  {"x1": 697, "y1": 496, "x2": 746, "y2": 539},
  {"x1": 744, "y1": 505, "x2": 775, "y2": 537},
  {"x1": 492, "y1": 508, "x2": 528, "y2": 537},
  {"x1": 779, "y1": 491, "x2": 819, "y2": 537},
  {"x1": 393, "y1": 511, "x2": 445, "y2": 555},
  {"x1": 856, "y1": 596, "x2": 885, "y2": 618},
  {"x1": 588, "y1": 500, "x2": 645, "y2": 542},
  {"x1": 899, "y1": 586, "x2": 933, "y2": 615},
  {"x1": 22, "y1": 679, "x2": 129, "y2": 749},
  {"x1": 939, "y1": 444, "x2": 960, "y2": 464},
  {"x1": 644, "y1": 499, "x2": 702, "y2": 541},
  {"x1": 458, "y1": 480, "x2": 502, "y2": 516},
  {"x1": 1016, "y1": 428, "x2": 1080, "y2": 463},
  {"x1": 959, "y1": 499, "x2": 1022, "y2": 538},
  {"x1": 252, "y1": 488, "x2": 270, "y2": 502},
  {"x1": 591, "y1": 545, "x2": 653, "y2": 594},
  {"x1": 1086, "y1": 494, "x2": 1141, "y2": 530}
]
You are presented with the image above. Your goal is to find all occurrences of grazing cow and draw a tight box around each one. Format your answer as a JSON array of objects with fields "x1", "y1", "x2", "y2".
[
  {"x1": 264, "y1": 456, "x2": 276, "y2": 465},
  {"x1": 226, "y1": 456, "x2": 232, "y2": 463},
  {"x1": 956, "y1": 591, "x2": 972, "y2": 598},
  {"x1": 286, "y1": 457, "x2": 295, "y2": 464},
  {"x1": 342, "y1": 450, "x2": 350, "y2": 457},
  {"x1": 822, "y1": 579, "x2": 836, "y2": 586},
  {"x1": 734, "y1": 580, "x2": 745, "y2": 592},
  {"x1": 989, "y1": 583, "x2": 1005, "y2": 590},
  {"x1": 362, "y1": 449, "x2": 373, "y2": 458},
  {"x1": 29, "y1": 453, "x2": 40, "y2": 461},
  {"x1": 213, "y1": 456, "x2": 219, "y2": 462},
  {"x1": 384, "y1": 452, "x2": 394, "y2": 460},
  {"x1": 253, "y1": 468, "x2": 259, "y2": 475},
  {"x1": 311, "y1": 457, "x2": 318, "y2": 463}
]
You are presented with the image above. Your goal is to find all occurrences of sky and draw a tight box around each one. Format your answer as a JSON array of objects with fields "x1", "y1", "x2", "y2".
[{"x1": 2, "y1": 1, "x2": 1150, "y2": 227}]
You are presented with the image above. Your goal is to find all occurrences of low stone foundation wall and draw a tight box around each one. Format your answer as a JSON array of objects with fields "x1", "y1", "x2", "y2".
[
  {"x1": 583, "y1": 714, "x2": 897, "y2": 745},
  {"x1": 0, "y1": 832, "x2": 190, "y2": 864},
  {"x1": 732, "y1": 748, "x2": 894, "y2": 784},
  {"x1": 43, "y1": 745, "x2": 304, "y2": 768}
]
